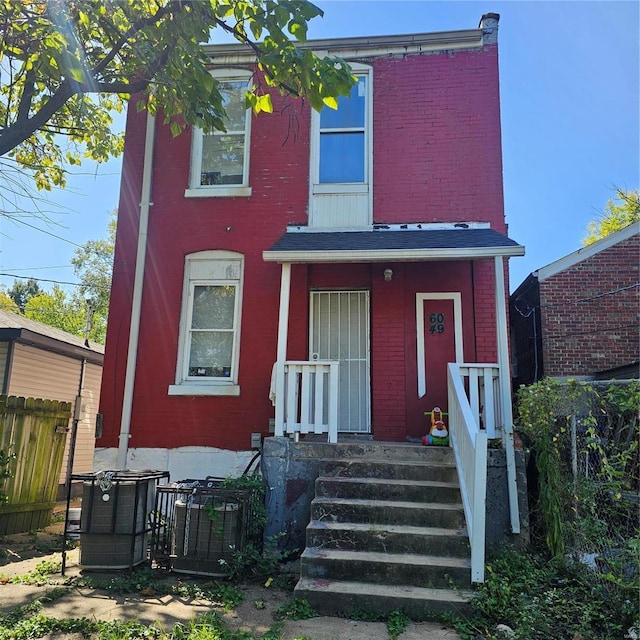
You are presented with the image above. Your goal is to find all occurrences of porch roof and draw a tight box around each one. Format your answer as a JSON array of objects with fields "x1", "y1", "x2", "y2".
[{"x1": 263, "y1": 228, "x2": 525, "y2": 263}]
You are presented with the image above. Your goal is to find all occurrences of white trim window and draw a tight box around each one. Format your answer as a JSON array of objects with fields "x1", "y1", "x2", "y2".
[
  {"x1": 185, "y1": 71, "x2": 252, "y2": 198},
  {"x1": 169, "y1": 251, "x2": 244, "y2": 396},
  {"x1": 309, "y1": 64, "x2": 373, "y2": 229},
  {"x1": 311, "y1": 65, "x2": 372, "y2": 195}
]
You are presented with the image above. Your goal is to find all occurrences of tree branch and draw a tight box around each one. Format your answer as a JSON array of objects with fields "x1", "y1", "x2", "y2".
[
  {"x1": 90, "y1": 0, "x2": 184, "y2": 78},
  {"x1": 213, "y1": 17, "x2": 301, "y2": 98}
]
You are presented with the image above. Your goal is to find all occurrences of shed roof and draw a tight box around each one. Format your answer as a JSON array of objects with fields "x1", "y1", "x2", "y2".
[
  {"x1": 0, "y1": 310, "x2": 104, "y2": 364},
  {"x1": 263, "y1": 227, "x2": 524, "y2": 263}
]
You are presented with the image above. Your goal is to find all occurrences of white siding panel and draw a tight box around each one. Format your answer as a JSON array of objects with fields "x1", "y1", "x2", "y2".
[{"x1": 309, "y1": 193, "x2": 370, "y2": 228}]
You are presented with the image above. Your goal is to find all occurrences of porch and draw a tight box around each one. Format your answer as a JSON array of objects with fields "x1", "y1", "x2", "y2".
[
  {"x1": 267, "y1": 361, "x2": 524, "y2": 584},
  {"x1": 263, "y1": 224, "x2": 525, "y2": 597}
]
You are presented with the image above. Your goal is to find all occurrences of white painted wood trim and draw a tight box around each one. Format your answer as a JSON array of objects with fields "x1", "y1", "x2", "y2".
[
  {"x1": 328, "y1": 361, "x2": 339, "y2": 443},
  {"x1": 535, "y1": 221, "x2": 639, "y2": 282},
  {"x1": 276, "y1": 264, "x2": 291, "y2": 363},
  {"x1": 274, "y1": 264, "x2": 291, "y2": 437},
  {"x1": 494, "y1": 255, "x2": 520, "y2": 533},
  {"x1": 472, "y1": 429, "x2": 488, "y2": 582},
  {"x1": 168, "y1": 384, "x2": 240, "y2": 396},
  {"x1": 184, "y1": 187, "x2": 252, "y2": 198},
  {"x1": 188, "y1": 70, "x2": 252, "y2": 192},
  {"x1": 263, "y1": 245, "x2": 525, "y2": 263},
  {"x1": 175, "y1": 251, "x2": 244, "y2": 387},
  {"x1": 416, "y1": 293, "x2": 463, "y2": 398}
]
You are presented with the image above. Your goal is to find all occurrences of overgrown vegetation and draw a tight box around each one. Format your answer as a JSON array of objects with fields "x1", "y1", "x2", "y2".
[
  {"x1": 0, "y1": 609, "x2": 292, "y2": 640},
  {"x1": 451, "y1": 547, "x2": 636, "y2": 640},
  {"x1": 449, "y1": 379, "x2": 639, "y2": 639},
  {"x1": 206, "y1": 474, "x2": 297, "y2": 584},
  {"x1": 6, "y1": 559, "x2": 62, "y2": 586},
  {"x1": 517, "y1": 379, "x2": 638, "y2": 555},
  {"x1": 477, "y1": 377, "x2": 640, "y2": 638}
]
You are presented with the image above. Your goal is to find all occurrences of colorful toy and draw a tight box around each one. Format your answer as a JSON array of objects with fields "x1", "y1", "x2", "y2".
[{"x1": 422, "y1": 406, "x2": 449, "y2": 446}]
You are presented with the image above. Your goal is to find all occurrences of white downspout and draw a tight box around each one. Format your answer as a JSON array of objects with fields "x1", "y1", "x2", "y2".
[
  {"x1": 116, "y1": 111, "x2": 156, "y2": 470},
  {"x1": 494, "y1": 255, "x2": 520, "y2": 533}
]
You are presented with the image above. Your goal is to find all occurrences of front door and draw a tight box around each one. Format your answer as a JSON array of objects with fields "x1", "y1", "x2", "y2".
[
  {"x1": 414, "y1": 293, "x2": 463, "y2": 432},
  {"x1": 310, "y1": 291, "x2": 371, "y2": 433}
]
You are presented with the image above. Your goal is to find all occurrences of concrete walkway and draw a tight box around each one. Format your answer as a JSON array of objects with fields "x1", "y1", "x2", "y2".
[{"x1": 0, "y1": 549, "x2": 462, "y2": 639}]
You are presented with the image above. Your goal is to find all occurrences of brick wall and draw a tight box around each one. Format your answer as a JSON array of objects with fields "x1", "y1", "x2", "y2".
[
  {"x1": 373, "y1": 47, "x2": 505, "y2": 230},
  {"x1": 99, "y1": 42, "x2": 507, "y2": 451},
  {"x1": 540, "y1": 234, "x2": 639, "y2": 377}
]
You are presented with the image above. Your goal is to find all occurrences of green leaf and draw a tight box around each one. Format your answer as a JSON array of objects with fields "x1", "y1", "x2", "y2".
[
  {"x1": 68, "y1": 67, "x2": 85, "y2": 83},
  {"x1": 322, "y1": 96, "x2": 338, "y2": 110},
  {"x1": 289, "y1": 20, "x2": 307, "y2": 42},
  {"x1": 255, "y1": 93, "x2": 273, "y2": 114}
]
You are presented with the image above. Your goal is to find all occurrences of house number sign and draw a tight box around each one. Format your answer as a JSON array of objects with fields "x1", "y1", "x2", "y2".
[{"x1": 429, "y1": 312, "x2": 445, "y2": 334}]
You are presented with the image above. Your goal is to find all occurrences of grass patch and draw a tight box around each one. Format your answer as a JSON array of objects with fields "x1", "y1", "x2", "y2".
[
  {"x1": 6, "y1": 559, "x2": 63, "y2": 586},
  {"x1": 274, "y1": 597, "x2": 316, "y2": 620},
  {"x1": 0, "y1": 608, "x2": 291, "y2": 640},
  {"x1": 74, "y1": 567, "x2": 244, "y2": 610},
  {"x1": 386, "y1": 610, "x2": 410, "y2": 639}
]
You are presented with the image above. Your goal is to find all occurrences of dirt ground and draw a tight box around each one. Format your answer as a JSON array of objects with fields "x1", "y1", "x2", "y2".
[{"x1": 0, "y1": 510, "x2": 461, "y2": 640}]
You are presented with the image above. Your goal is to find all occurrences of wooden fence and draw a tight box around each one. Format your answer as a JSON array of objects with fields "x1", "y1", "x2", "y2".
[{"x1": 0, "y1": 396, "x2": 71, "y2": 535}]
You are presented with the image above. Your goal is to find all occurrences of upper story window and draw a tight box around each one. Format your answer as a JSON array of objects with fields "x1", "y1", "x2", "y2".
[
  {"x1": 311, "y1": 66, "x2": 371, "y2": 195},
  {"x1": 319, "y1": 75, "x2": 367, "y2": 184},
  {"x1": 169, "y1": 251, "x2": 244, "y2": 396},
  {"x1": 185, "y1": 71, "x2": 252, "y2": 198},
  {"x1": 309, "y1": 65, "x2": 372, "y2": 228}
]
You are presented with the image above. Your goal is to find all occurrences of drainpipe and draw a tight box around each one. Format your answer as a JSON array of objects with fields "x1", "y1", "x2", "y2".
[{"x1": 116, "y1": 110, "x2": 156, "y2": 470}]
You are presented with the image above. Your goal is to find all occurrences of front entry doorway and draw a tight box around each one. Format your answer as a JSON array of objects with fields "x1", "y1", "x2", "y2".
[{"x1": 310, "y1": 291, "x2": 371, "y2": 433}]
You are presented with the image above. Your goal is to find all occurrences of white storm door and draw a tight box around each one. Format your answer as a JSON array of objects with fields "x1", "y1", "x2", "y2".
[{"x1": 310, "y1": 291, "x2": 371, "y2": 433}]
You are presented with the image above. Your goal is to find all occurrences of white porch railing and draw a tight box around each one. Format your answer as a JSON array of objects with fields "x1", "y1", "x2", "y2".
[
  {"x1": 274, "y1": 360, "x2": 339, "y2": 443},
  {"x1": 448, "y1": 362, "x2": 489, "y2": 583},
  {"x1": 456, "y1": 364, "x2": 501, "y2": 439}
]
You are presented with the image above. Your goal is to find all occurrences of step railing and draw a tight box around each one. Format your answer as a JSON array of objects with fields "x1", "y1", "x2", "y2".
[
  {"x1": 273, "y1": 360, "x2": 339, "y2": 443},
  {"x1": 456, "y1": 364, "x2": 501, "y2": 438},
  {"x1": 447, "y1": 363, "x2": 488, "y2": 583}
]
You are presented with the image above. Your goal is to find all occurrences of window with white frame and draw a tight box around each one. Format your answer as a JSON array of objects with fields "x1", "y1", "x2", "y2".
[
  {"x1": 169, "y1": 251, "x2": 243, "y2": 396},
  {"x1": 312, "y1": 68, "x2": 371, "y2": 191},
  {"x1": 186, "y1": 72, "x2": 252, "y2": 198}
]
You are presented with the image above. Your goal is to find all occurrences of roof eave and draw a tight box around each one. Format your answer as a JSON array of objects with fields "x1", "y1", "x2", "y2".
[
  {"x1": 0, "y1": 328, "x2": 104, "y2": 365},
  {"x1": 263, "y1": 246, "x2": 525, "y2": 263},
  {"x1": 204, "y1": 28, "x2": 484, "y2": 65}
]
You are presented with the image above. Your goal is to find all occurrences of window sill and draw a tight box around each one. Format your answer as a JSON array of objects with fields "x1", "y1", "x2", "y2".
[
  {"x1": 312, "y1": 183, "x2": 368, "y2": 195},
  {"x1": 168, "y1": 383, "x2": 240, "y2": 396},
  {"x1": 184, "y1": 187, "x2": 252, "y2": 198}
]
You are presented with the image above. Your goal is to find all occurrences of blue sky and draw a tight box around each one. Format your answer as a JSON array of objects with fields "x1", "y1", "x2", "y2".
[{"x1": 0, "y1": 0, "x2": 638, "y2": 294}]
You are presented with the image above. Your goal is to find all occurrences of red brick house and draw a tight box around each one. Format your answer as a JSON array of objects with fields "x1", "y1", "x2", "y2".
[
  {"x1": 96, "y1": 15, "x2": 525, "y2": 591},
  {"x1": 510, "y1": 222, "x2": 639, "y2": 388}
]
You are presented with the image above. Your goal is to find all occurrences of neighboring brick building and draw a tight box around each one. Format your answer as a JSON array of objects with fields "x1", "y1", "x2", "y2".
[
  {"x1": 96, "y1": 15, "x2": 525, "y2": 478},
  {"x1": 510, "y1": 222, "x2": 640, "y2": 388}
]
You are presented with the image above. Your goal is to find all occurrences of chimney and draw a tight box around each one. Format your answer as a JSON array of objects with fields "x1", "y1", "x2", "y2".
[{"x1": 479, "y1": 13, "x2": 500, "y2": 45}]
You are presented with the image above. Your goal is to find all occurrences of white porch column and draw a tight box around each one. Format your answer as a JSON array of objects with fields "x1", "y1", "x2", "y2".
[
  {"x1": 494, "y1": 255, "x2": 521, "y2": 533},
  {"x1": 274, "y1": 263, "x2": 291, "y2": 437}
]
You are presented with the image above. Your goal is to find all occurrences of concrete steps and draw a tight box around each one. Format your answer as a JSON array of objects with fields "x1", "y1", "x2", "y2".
[
  {"x1": 295, "y1": 577, "x2": 470, "y2": 619},
  {"x1": 294, "y1": 445, "x2": 472, "y2": 620}
]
